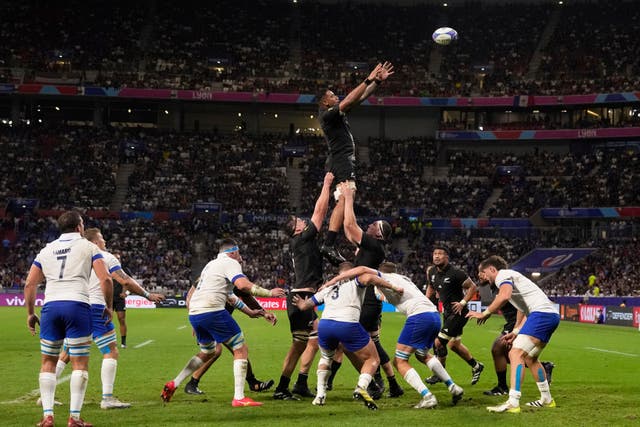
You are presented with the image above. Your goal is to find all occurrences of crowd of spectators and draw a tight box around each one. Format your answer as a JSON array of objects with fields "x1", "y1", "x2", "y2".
[
  {"x1": 0, "y1": 126, "x2": 117, "y2": 210},
  {"x1": 542, "y1": 239, "x2": 640, "y2": 298},
  {"x1": 1, "y1": 121, "x2": 639, "y2": 297},
  {"x1": 486, "y1": 147, "x2": 639, "y2": 217},
  {"x1": 440, "y1": 113, "x2": 640, "y2": 131},
  {"x1": 123, "y1": 131, "x2": 290, "y2": 213},
  {"x1": 2, "y1": 1, "x2": 640, "y2": 97}
]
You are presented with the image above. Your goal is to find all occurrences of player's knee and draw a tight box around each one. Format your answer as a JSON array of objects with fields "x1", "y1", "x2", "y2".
[
  {"x1": 435, "y1": 343, "x2": 449, "y2": 358},
  {"x1": 511, "y1": 334, "x2": 540, "y2": 358},
  {"x1": 414, "y1": 348, "x2": 426, "y2": 363}
]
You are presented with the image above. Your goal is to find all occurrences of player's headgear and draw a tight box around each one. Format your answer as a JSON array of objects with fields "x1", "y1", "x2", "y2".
[
  {"x1": 219, "y1": 238, "x2": 240, "y2": 254},
  {"x1": 376, "y1": 220, "x2": 391, "y2": 241}
]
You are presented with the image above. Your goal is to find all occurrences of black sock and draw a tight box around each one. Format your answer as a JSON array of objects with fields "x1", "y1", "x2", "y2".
[
  {"x1": 328, "y1": 361, "x2": 342, "y2": 384},
  {"x1": 374, "y1": 368, "x2": 383, "y2": 385},
  {"x1": 497, "y1": 370, "x2": 508, "y2": 389},
  {"x1": 188, "y1": 377, "x2": 200, "y2": 386},
  {"x1": 387, "y1": 375, "x2": 399, "y2": 388},
  {"x1": 277, "y1": 375, "x2": 291, "y2": 391},
  {"x1": 296, "y1": 372, "x2": 309, "y2": 388},
  {"x1": 325, "y1": 231, "x2": 337, "y2": 246},
  {"x1": 246, "y1": 360, "x2": 257, "y2": 383},
  {"x1": 121, "y1": 336, "x2": 126, "y2": 346},
  {"x1": 467, "y1": 358, "x2": 478, "y2": 368}
]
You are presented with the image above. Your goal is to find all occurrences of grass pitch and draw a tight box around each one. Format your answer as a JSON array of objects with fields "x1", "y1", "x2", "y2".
[{"x1": 1, "y1": 307, "x2": 639, "y2": 426}]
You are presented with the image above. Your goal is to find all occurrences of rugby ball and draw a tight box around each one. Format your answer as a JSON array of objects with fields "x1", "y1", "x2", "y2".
[{"x1": 432, "y1": 27, "x2": 458, "y2": 45}]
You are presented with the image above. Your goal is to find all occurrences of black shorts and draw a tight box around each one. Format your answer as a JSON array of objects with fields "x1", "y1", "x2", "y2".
[
  {"x1": 439, "y1": 311, "x2": 469, "y2": 339},
  {"x1": 287, "y1": 291, "x2": 317, "y2": 333},
  {"x1": 326, "y1": 156, "x2": 356, "y2": 184},
  {"x1": 359, "y1": 304, "x2": 382, "y2": 333},
  {"x1": 113, "y1": 299, "x2": 126, "y2": 312}
]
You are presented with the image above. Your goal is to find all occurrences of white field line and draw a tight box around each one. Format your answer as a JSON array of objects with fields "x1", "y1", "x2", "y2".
[
  {"x1": 177, "y1": 325, "x2": 187, "y2": 330},
  {"x1": 134, "y1": 340, "x2": 154, "y2": 349},
  {"x1": 585, "y1": 347, "x2": 638, "y2": 357},
  {"x1": 1, "y1": 374, "x2": 71, "y2": 404}
]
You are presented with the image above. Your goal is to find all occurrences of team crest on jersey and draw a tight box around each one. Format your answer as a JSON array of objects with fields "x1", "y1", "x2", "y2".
[{"x1": 444, "y1": 278, "x2": 451, "y2": 283}]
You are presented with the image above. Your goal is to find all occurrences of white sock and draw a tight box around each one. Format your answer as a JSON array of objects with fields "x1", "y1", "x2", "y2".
[
  {"x1": 403, "y1": 368, "x2": 429, "y2": 396},
  {"x1": 357, "y1": 373, "x2": 373, "y2": 390},
  {"x1": 508, "y1": 389, "x2": 521, "y2": 407},
  {"x1": 316, "y1": 369, "x2": 329, "y2": 397},
  {"x1": 427, "y1": 357, "x2": 452, "y2": 384},
  {"x1": 536, "y1": 380, "x2": 552, "y2": 402},
  {"x1": 70, "y1": 370, "x2": 89, "y2": 420},
  {"x1": 233, "y1": 359, "x2": 248, "y2": 400},
  {"x1": 39, "y1": 372, "x2": 57, "y2": 417},
  {"x1": 174, "y1": 356, "x2": 204, "y2": 387},
  {"x1": 55, "y1": 360, "x2": 67, "y2": 380},
  {"x1": 101, "y1": 358, "x2": 118, "y2": 398}
]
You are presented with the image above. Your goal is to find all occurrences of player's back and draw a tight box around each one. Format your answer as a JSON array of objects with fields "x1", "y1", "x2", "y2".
[
  {"x1": 35, "y1": 232, "x2": 100, "y2": 304},
  {"x1": 189, "y1": 255, "x2": 239, "y2": 314},
  {"x1": 497, "y1": 269, "x2": 557, "y2": 315},
  {"x1": 314, "y1": 280, "x2": 366, "y2": 323},
  {"x1": 88, "y1": 250, "x2": 121, "y2": 305},
  {"x1": 380, "y1": 272, "x2": 438, "y2": 316}
]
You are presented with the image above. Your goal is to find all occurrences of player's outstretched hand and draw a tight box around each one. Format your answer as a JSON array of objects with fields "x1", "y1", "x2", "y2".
[
  {"x1": 291, "y1": 294, "x2": 311, "y2": 310},
  {"x1": 466, "y1": 310, "x2": 488, "y2": 325},
  {"x1": 102, "y1": 307, "x2": 113, "y2": 325},
  {"x1": 148, "y1": 292, "x2": 165, "y2": 303},
  {"x1": 27, "y1": 314, "x2": 40, "y2": 335},
  {"x1": 499, "y1": 332, "x2": 516, "y2": 346},
  {"x1": 377, "y1": 61, "x2": 394, "y2": 81},
  {"x1": 451, "y1": 301, "x2": 465, "y2": 315},
  {"x1": 248, "y1": 308, "x2": 265, "y2": 318},
  {"x1": 263, "y1": 312, "x2": 277, "y2": 326},
  {"x1": 367, "y1": 63, "x2": 383, "y2": 81},
  {"x1": 270, "y1": 288, "x2": 286, "y2": 298}
]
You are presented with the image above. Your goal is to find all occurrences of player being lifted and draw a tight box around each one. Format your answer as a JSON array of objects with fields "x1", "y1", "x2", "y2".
[{"x1": 317, "y1": 61, "x2": 393, "y2": 265}]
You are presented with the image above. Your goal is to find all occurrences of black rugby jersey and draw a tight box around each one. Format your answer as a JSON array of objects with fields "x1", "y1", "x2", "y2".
[
  {"x1": 319, "y1": 104, "x2": 356, "y2": 163},
  {"x1": 355, "y1": 234, "x2": 386, "y2": 309},
  {"x1": 290, "y1": 222, "x2": 323, "y2": 290},
  {"x1": 426, "y1": 263, "x2": 469, "y2": 315}
]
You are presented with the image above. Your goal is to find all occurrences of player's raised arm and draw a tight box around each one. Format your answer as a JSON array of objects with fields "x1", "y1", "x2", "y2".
[
  {"x1": 341, "y1": 184, "x2": 363, "y2": 245},
  {"x1": 357, "y1": 61, "x2": 394, "y2": 103},
  {"x1": 339, "y1": 63, "x2": 382, "y2": 112},
  {"x1": 310, "y1": 172, "x2": 334, "y2": 231}
]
